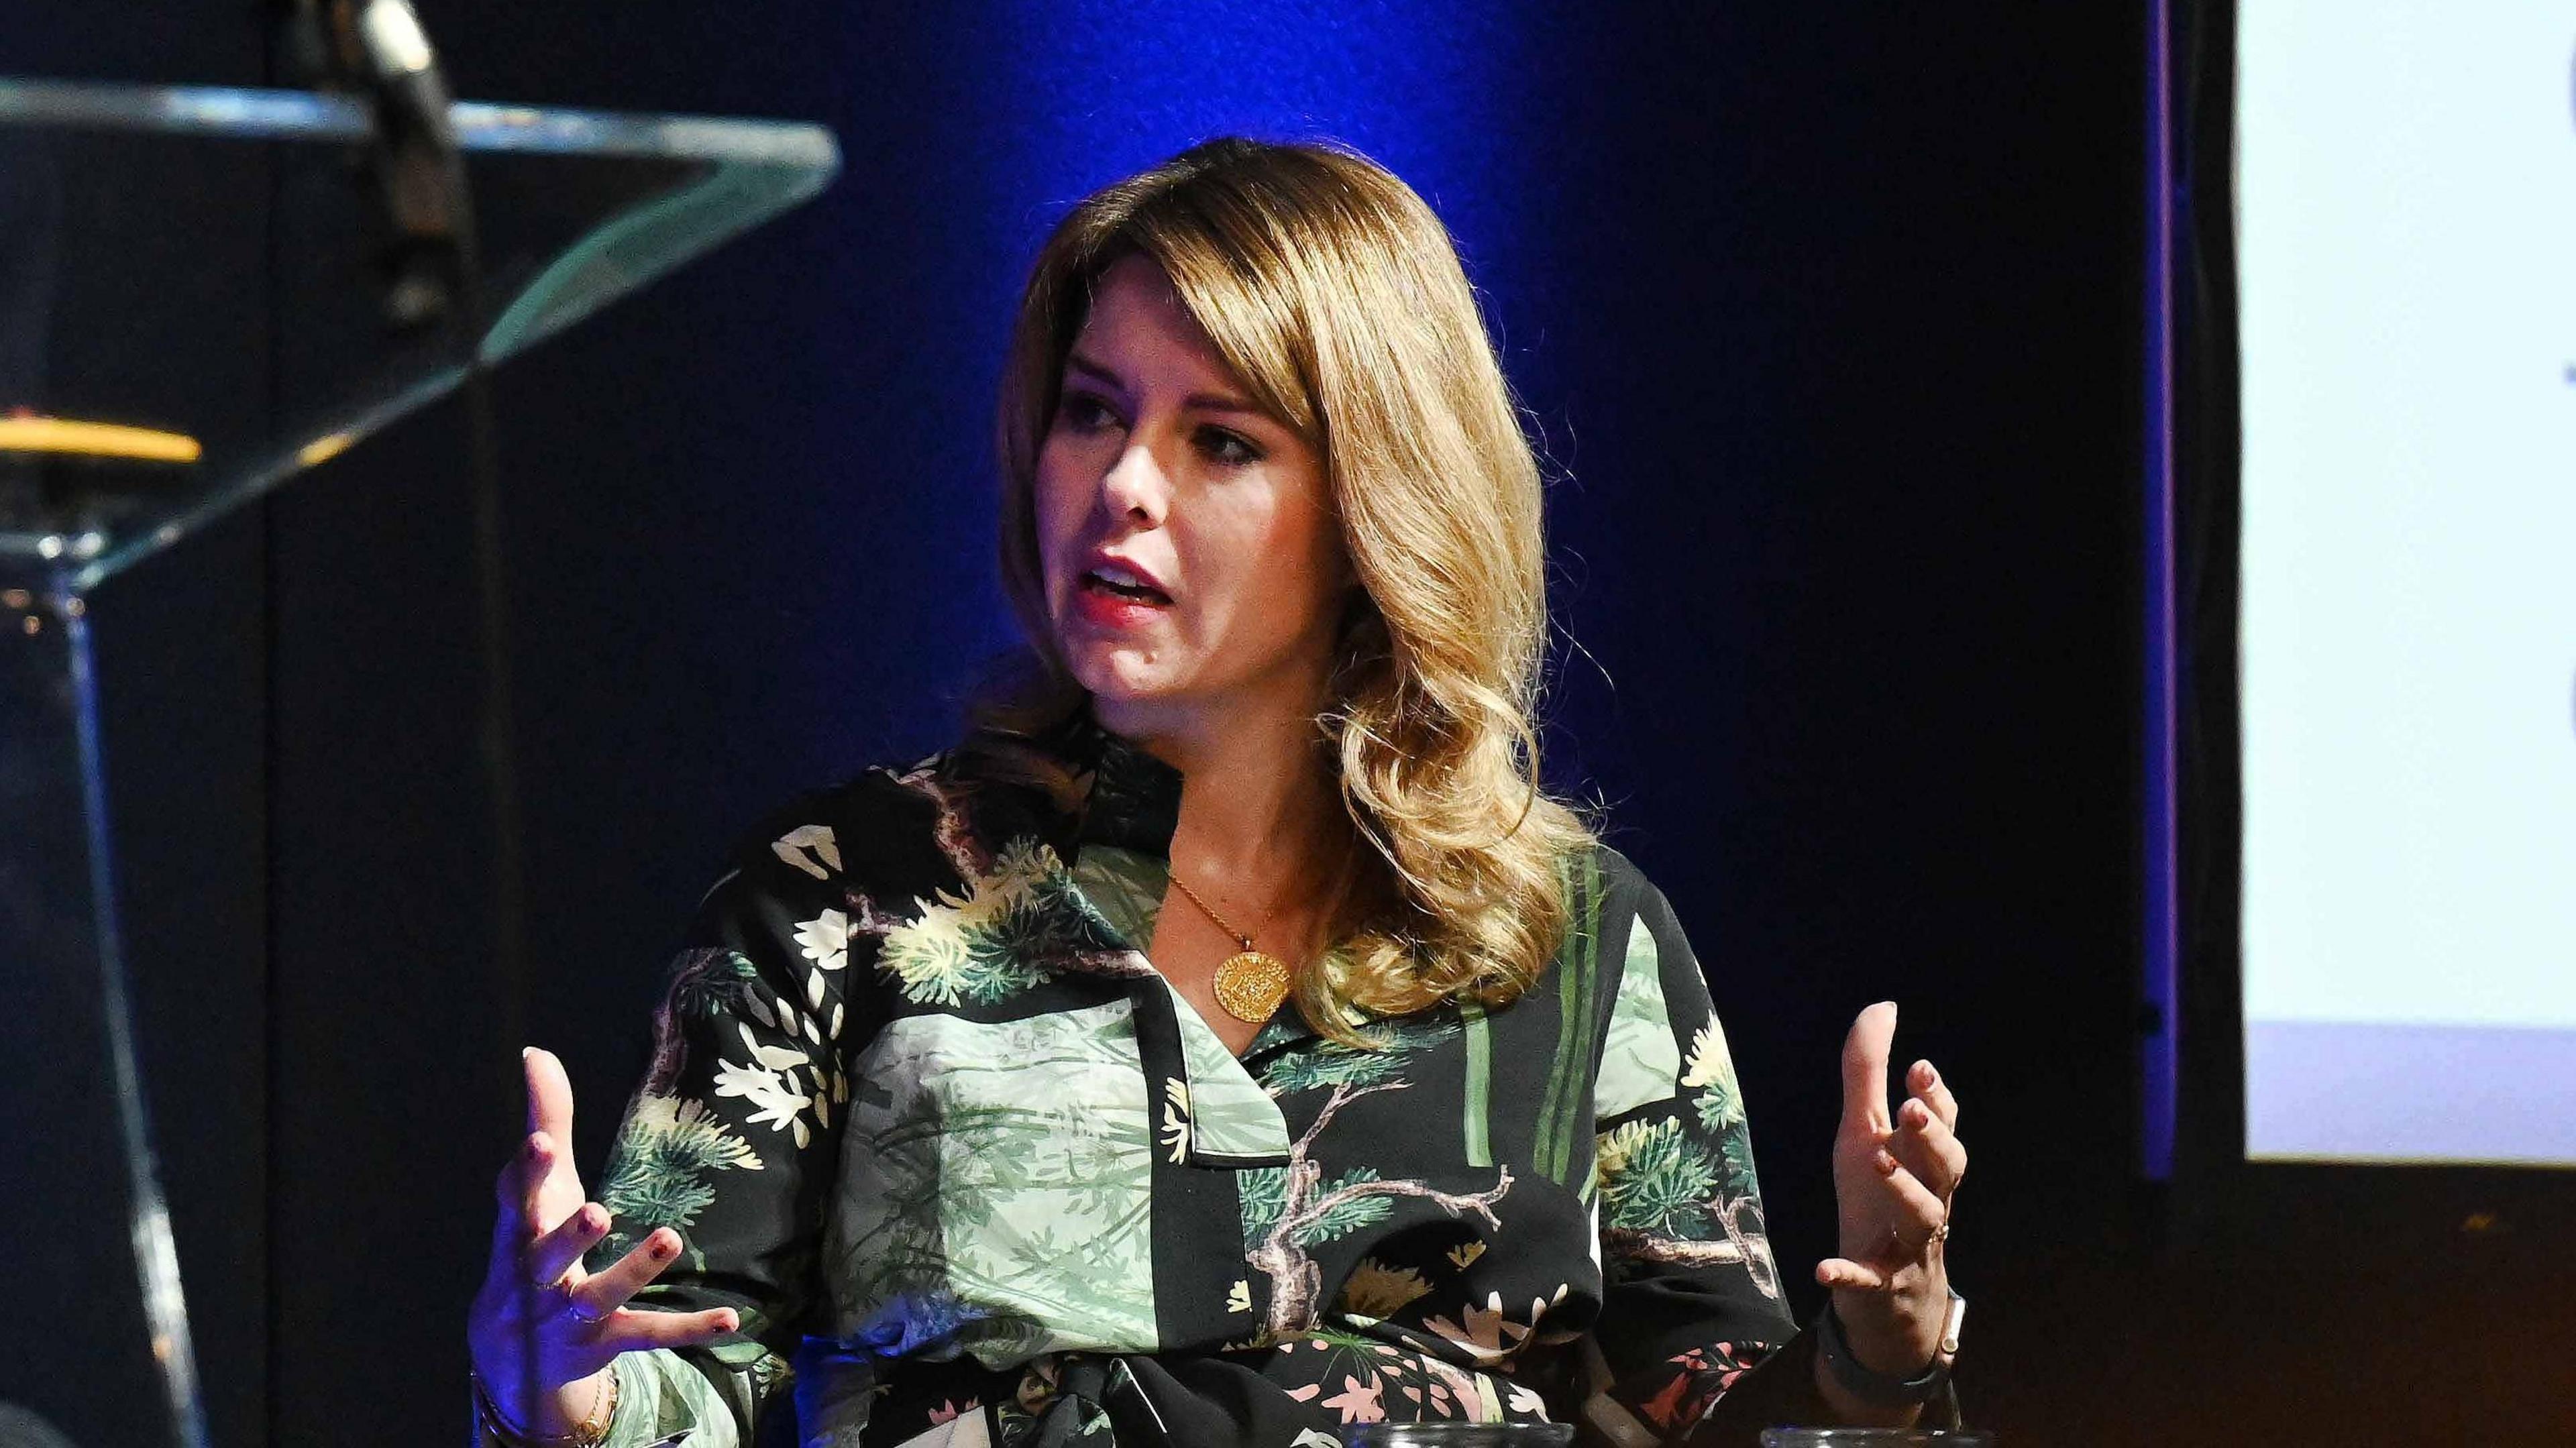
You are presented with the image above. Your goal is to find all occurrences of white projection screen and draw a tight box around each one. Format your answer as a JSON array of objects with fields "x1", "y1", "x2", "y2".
[{"x1": 2235, "y1": 1, "x2": 2576, "y2": 1164}]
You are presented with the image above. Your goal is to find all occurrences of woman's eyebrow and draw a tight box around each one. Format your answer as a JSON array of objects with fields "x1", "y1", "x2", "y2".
[
  {"x1": 1063, "y1": 352, "x2": 1126, "y2": 393},
  {"x1": 1065, "y1": 351, "x2": 1263, "y2": 420}
]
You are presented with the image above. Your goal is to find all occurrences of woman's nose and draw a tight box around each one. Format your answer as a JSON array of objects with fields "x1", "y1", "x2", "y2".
[{"x1": 1098, "y1": 436, "x2": 1171, "y2": 525}]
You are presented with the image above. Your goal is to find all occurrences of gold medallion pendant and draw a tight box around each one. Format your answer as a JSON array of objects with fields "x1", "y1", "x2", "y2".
[
  {"x1": 1171, "y1": 873, "x2": 1297, "y2": 1024},
  {"x1": 1212, "y1": 950, "x2": 1293, "y2": 1025}
]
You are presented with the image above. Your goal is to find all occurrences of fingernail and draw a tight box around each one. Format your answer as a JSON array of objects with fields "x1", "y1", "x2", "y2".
[
  {"x1": 521, "y1": 1046, "x2": 534, "y2": 1060},
  {"x1": 1876, "y1": 1149, "x2": 1900, "y2": 1175},
  {"x1": 651, "y1": 1233, "x2": 678, "y2": 1258}
]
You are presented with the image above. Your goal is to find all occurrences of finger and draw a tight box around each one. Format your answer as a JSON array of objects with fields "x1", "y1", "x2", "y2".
[
  {"x1": 486, "y1": 1132, "x2": 556, "y2": 1286},
  {"x1": 1890, "y1": 1099, "x2": 1968, "y2": 1203},
  {"x1": 575, "y1": 1227, "x2": 686, "y2": 1319},
  {"x1": 1815, "y1": 1256, "x2": 1890, "y2": 1293},
  {"x1": 524, "y1": 1202, "x2": 611, "y2": 1288},
  {"x1": 494, "y1": 1122, "x2": 559, "y2": 1213},
  {"x1": 1838, "y1": 1001, "x2": 1898, "y2": 1133},
  {"x1": 1907, "y1": 1059, "x2": 1959, "y2": 1133},
  {"x1": 601, "y1": 1306, "x2": 742, "y2": 1354},
  {"x1": 520, "y1": 1130, "x2": 566, "y2": 1236},
  {"x1": 525, "y1": 1047, "x2": 576, "y2": 1152},
  {"x1": 494, "y1": 1133, "x2": 534, "y2": 1220},
  {"x1": 1864, "y1": 1153, "x2": 1949, "y2": 1252}
]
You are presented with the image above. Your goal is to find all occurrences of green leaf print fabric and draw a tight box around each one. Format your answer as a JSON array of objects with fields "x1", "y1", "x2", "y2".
[{"x1": 533, "y1": 716, "x2": 1882, "y2": 1448}]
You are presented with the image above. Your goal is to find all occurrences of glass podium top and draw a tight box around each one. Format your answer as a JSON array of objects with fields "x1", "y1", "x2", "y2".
[{"x1": 0, "y1": 77, "x2": 839, "y2": 591}]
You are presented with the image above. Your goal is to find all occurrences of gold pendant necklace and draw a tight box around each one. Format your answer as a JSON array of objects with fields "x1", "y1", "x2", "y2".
[{"x1": 1167, "y1": 873, "x2": 1295, "y2": 1023}]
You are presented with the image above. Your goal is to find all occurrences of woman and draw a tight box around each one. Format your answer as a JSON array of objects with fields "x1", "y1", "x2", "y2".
[{"x1": 467, "y1": 137, "x2": 1968, "y2": 1448}]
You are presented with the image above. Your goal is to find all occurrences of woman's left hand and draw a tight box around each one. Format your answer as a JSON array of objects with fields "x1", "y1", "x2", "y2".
[{"x1": 1817, "y1": 1001, "x2": 1965, "y2": 1376}]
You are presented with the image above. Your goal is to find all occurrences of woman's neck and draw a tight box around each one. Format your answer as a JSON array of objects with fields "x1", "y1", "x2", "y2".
[{"x1": 1098, "y1": 681, "x2": 1346, "y2": 906}]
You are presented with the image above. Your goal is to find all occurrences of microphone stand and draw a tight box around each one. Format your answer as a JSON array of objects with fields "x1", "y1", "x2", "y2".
[{"x1": 272, "y1": 4, "x2": 537, "y2": 1432}]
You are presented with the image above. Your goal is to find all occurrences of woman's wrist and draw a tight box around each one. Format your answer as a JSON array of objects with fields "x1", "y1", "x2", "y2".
[
  {"x1": 1809, "y1": 1284, "x2": 1964, "y2": 1426},
  {"x1": 1809, "y1": 1347, "x2": 1925, "y2": 1432},
  {"x1": 1828, "y1": 1272, "x2": 1948, "y2": 1376},
  {"x1": 472, "y1": 1361, "x2": 619, "y2": 1447}
]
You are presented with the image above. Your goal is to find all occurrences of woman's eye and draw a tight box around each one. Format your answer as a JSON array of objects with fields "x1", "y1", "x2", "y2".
[
  {"x1": 1057, "y1": 393, "x2": 1121, "y2": 433},
  {"x1": 1198, "y1": 427, "x2": 1261, "y2": 467}
]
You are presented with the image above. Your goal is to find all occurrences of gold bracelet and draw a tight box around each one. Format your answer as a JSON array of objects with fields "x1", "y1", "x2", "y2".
[{"x1": 472, "y1": 1362, "x2": 619, "y2": 1447}]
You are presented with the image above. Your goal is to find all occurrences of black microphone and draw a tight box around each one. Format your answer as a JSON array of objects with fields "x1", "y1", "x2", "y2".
[
  {"x1": 276, "y1": 0, "x2": 469, "y2": 330},
  {"x1": 342, "y1": 0, "x2": 470, "y2": 330}
]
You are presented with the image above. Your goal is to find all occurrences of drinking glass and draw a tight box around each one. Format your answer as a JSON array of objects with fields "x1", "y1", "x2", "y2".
[
  {"x1": 1342, "y1": 1424, "x2": 1577, "y2": 1447},
  {"x1": 1752, "y1": 1422, "x2": 1988, "y2": 1432}
]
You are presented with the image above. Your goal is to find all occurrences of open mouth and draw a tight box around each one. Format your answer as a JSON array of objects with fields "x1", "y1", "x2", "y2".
[{"x1": 1081, "y1": 566, "x2": 1172, "y2": 606}]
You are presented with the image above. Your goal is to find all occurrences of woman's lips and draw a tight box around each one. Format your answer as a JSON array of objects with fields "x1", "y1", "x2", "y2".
[
  {"x1": 1071, "y1": 571, "x2": 1173, "y2": 628},
  {"x1": 1085, "y1": 558, "x2": 1172, "y2": 600}
]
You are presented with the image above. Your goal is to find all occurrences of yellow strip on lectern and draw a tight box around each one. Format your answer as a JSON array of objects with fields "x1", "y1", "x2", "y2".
[{"x1": 0, "y1": 416, "x2": 202, "y2": 464}]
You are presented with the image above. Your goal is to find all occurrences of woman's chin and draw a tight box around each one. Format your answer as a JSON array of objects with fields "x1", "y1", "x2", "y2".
[
  {"x1": 1061, "y1": 648, "x2": 1181, "y2": 710},
  {"x1": 1082, "y1": 677, "x2": 1183, "y2": 718}
]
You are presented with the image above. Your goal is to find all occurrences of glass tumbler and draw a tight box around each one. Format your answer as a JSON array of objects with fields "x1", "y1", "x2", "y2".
[
  {"x1": 1342, "y1": 1425, "x2": 1577, "y2": 1447},
  {"x1": 1752, "y1": 1422, "x2": 1988, "y2": 1432}
]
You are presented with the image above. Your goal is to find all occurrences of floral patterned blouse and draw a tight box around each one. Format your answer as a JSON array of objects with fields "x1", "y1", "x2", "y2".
[{"x1": 553, "y1": 716, "x2": 1854, "y2": 1448}]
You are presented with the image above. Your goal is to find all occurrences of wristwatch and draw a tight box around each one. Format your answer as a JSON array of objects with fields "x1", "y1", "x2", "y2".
[{"x1": 1813, "y1": 1288, "x2": 1966, "y2": 1408}]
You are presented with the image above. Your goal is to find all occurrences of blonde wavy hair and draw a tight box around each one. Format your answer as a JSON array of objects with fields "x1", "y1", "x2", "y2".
[{"x1": 979, "y1": 137, "x2": 1593, "y2": 1042}]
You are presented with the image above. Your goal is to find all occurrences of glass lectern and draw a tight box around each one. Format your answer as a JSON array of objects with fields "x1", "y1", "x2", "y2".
[{"x1": 0, "y1": 78, "x2": 837, "y2": 1447}]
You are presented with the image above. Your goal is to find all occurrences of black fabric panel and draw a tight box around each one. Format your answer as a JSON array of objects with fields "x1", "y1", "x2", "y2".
[{"x1": 1132, "y1": 979, "x2": 1263, "y2": 1353}]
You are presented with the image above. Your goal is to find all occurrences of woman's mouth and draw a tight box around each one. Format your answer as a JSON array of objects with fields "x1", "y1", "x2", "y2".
[
  {"x1": 1079, "y1": 564, "x2": 1173, "y2": 606},
  {"x1": 1071, "y1": 565, "x2": 1173, "y2": 626}
]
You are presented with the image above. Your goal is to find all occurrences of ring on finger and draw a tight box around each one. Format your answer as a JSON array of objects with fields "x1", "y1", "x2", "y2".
[{"x1": 564, "y1": 1294, "x2": 611, "y2": 1327}]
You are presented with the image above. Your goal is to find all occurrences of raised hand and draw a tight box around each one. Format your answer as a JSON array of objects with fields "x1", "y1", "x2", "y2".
[
  {"x1": 1817, "y1": 1002, "x2": 1965, "y2": 1376},
  {"x1": 466, "y1": 1048, "x2": 740, "y2": 1438}
]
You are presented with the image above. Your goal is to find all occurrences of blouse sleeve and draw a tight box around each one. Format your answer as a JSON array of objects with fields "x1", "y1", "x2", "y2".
[
  {"x1": 1583, "y1": 871, "x2": 1962, "y2": 1446},
  {"x1": 557, "y1": 804, "x2": 873, "y2": 1448},
  {"x1": 1581, "y1": 872, "x2": 1801, "y2": 1443}
]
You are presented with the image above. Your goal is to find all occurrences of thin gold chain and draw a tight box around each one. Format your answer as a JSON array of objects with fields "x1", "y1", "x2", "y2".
[{"x1": 1167, "y1": 873, "x2": 1256, "y2": 951}]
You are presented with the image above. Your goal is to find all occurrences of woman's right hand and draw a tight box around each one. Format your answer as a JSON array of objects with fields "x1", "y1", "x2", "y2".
[{"x1": 467, "y1": 1048, "x2": 741, "y2": 1438}]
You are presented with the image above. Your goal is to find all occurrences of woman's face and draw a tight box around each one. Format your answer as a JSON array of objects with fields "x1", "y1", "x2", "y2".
[{"x1": 1034, "y1": 253, "x2": 1350, "y2": 738}]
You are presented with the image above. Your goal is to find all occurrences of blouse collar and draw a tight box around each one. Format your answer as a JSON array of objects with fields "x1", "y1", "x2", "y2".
[
  {"x1": 1012, "y1": 704, "x2": 1332, "y2": 1053},
  {"x1": 1073, "y1": 714, "x2": 1184, "y2": 857}
]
